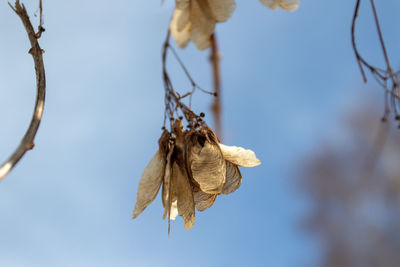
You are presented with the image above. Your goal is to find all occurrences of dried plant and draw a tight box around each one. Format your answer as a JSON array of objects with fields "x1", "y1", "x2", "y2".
[
  {"x1": 169, "y1": 0, "x2": 299, "y2": 137},
  {"x1": 0, "y1": 0, "x2": 46, "y2": 181},
  {"x1": 351, "y1": 0, "x2": 400, "y2": 124},
  {"x1": 132, "y1": 30, "x2": 261, "y2": 232},
  {"x1": 170, "y1": 0, "x2": 299, "y2": 50}
]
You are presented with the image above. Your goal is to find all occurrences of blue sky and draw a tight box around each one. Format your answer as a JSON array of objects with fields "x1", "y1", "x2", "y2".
[{"x1": 0, "y1": 1, "x2": 399, "y2": 266}]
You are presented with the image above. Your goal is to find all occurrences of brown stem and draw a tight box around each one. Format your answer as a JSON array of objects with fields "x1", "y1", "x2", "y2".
[
  {"x1": 0, "y1": 0, "x2": 46, "y2": 181},
  {"x1": 370, "y1": 0, "x2": 392, "y2": 74},
  {"x1": 210, "y1": 34, "x2": 222, "y2": 139}
]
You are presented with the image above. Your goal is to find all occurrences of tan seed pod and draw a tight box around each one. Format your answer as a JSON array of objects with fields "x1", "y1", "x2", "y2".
[
  {"x1": 207, "y1": 0, "x2": 236, "y2": 22},
  {"x1": 188, "y1": 0, "x2": 216, "y2": 50},
  {"x1": 219, "y1": 143, "x2": 261, "y2": 167},
  {"x1": 259, "y1": 0, "x2": 299, "y2": 11},
  {"x1": 222, "y1": 161, "x2": 242, "y2": 195},
  {"x1": 172, "y1": 162, "x2": 195, "y2": 230},
  {"x1": 176, "y1": 0, "x2": 190, "y2": 10},
  {"x1": 170, "y1": 9, "x2": 192, "y2": 49},
  {"x1": 132, "y1": 150, "x2": 165, "y2": 219},
  {"x1": 190, "y1": 140, "x2": 226, "y2": 194},
  {"x1": 162, "y1": 144, "x2": 175, "y2": 221},
  {"x1": 193, "y1": 188, "x2": 217, "y2": 211}
]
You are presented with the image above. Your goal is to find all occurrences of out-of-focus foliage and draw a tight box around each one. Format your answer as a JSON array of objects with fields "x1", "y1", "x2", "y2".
[{"x1": 300, "y1": 104, "x2": 400, "y2": 267}]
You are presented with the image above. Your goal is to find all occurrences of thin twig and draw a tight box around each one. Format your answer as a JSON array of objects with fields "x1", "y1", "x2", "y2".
[
  {"x1": 162, "y1": 29, "x2": 209, "y2": 129},
  {"x1": 209, "y1": 34, "x2": 222, "y2": 139},
  {"x1": 0, "y1": 0, "x2": 46, "y2": 181},
  {"x1": 351, "y1": 0, "x2": 400, "y2": 122},
  {"x1": 370, "y1": 0, "x2": 392, "y2": 74}
]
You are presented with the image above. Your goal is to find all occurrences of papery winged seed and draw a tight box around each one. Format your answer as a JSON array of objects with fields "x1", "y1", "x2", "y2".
[
  {"x1": 190, "y1": 0, "x2": 216, "y2": 50},
  {"x1": 170, "y1": 9, "x2": 192, "y2": 49},
  {"x1": 218, "y1": 143, "x2": 261, "y2": 167},
  {"x1": 170, "y1": 200, "x2": 178, "y2": 220},
  {"x1": 259, "y1": 0, "x2": 299, "y2": 11},
  {"x1": 222, "y1": 161, "x2": 242, "y2": 195},
  {"x1": 193, "y1": 189, "x2": 217, "y2": 211},
  {"x1": 191, "y1": 141, "x2": 226, "y2": 194},
  {"x1": 162, "y1": 145, "x2": 175, "y2": 220},
  {"x1": 132, "y1": 150, "x2": 165, "y2": 219},
  {"x1": 279, "y1": 0, "x2": 299, "y2": 11},
  {"x1": 176, "y1": 0, "x2": 190, "y2": 10},
  {"x1": 207, "y1": 0, "x2": 236, "y2": 22},
  {"x1": 176, "y1": 5, "x2": 190, "y2": 32},
  {"x1": 173, "y1": 162, "x2": 195, "y2": 230}
]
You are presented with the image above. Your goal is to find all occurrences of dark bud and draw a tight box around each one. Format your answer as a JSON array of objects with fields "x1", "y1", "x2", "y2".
[
  {"x1": 213, "y1": 92, "x2": 218, "y2": 97},
  {"x1": 200, "y1": 112, "x2": 205, "y2": 118},
  {"x1": 396, "y1": 115, "x2": 400, "y2": 121},
  {"x1": 179, "y1": 116, "x2": 183, "y2": 120},
  {"x1": 162, "y1": 126, "x2": 166, "y2": 130}
]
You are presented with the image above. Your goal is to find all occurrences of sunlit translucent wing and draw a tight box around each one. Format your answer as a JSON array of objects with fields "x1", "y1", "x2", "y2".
[
  {"x1": 219, "y1": 143, "x2": 261, "y2": 167},
  {"x1": 190, "y1": 0, "x2": 216, "y2": 50},
  {"x1": 176, "y1": 0, "x2": 190, "y2": 10},
  {"x1": 222, "y1": 161, "x2": 242, "y2": 195},
  {"x1": 193, "y1": 189, "x2": 217, "y2": 211},
  {"x1": 207, "y1": 0, "x2": 236, "y2": 22},
  {"x1": 191, "y1": 141, "x2": 226, "y2": 194},
  {"x1": 162, "y1": 146, "x2": 175, "y2": 220},
  {"x1": 170, "y1": 9, "x2": 192, "y2": 48},
  {"x1": 173, "y1": 162, "x2": 195, "y2": 229},
  {"x1": 132, "y1": 150, "x2": 165, "y2": 219},
  {"x1": 170, "y1": 199, "x2": 178, "y2": 220},
  {"x1": 259, "y1": 0, "x2": 299, "y2": 11}
]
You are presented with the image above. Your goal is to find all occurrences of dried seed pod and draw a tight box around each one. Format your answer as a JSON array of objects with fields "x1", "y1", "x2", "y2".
[
  {"x1": 259, "y1": 0, "x2": 299, "y2": 11},
  {"x1": 218, "y1": 143, "x2": 261, "y2": 167},
  {"x1": 132, "y1": 131, "x2": 171, "y2": 219},
  {"x1": 193, "y1": 188, "x2": 217, "y2": 211},
  {"x1": 222, "y1": 161, "x2": 242, "y2": 195},
  {"x1": 172, "y1": 162, "x2": 195, "y2": 230},
  {"x1": 132, "y1": 150, "x2": 165, "y2": 219},
  {"x1": 207, "y1": 0, "x2": 236, "y2": 22},
  {"x1": 162, "y1": 143, "x2": 175, "y2": 220},
  {"x1": 186, "y1": 129, "x2": 226, "y2": 194}
]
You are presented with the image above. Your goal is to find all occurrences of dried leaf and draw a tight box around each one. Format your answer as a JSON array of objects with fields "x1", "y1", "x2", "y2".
[
  {"x1": 173, "y1": 162, "x2": 195, "y2": 230},
  {"x1": 193, "y1": 188, "x2": 217, "y2": 211},
  {"x1": 207, "y1": 0, "x2": 236, "y2": 22},
  {"x1": 132, "y1": 150, "x2": 165, "y2": 219},
  {"x1": 222, "y1": 161, "x2": 242, "y2": 195},
  {"x1": 219, "y1": 143, "x2": 261, "y2": 167}
]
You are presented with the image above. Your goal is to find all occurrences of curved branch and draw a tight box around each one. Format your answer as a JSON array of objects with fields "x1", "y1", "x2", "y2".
[{"x1": 0, "y1": 0, "x2": 46, "y2": 181}]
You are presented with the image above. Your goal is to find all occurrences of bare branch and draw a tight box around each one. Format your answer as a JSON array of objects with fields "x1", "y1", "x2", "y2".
[
  {"x1": 162, "y1": 29, "x2": 213, "y2": 130},
  {"x1": 351, "y1": 0, "x2": 400, "y2": 123},
  {"x1": 0, "y1": 0, "x2": 46, "y2": 181},
  {"x1": 209, "y1": 34, "x2": 222, "y2": 139}
]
